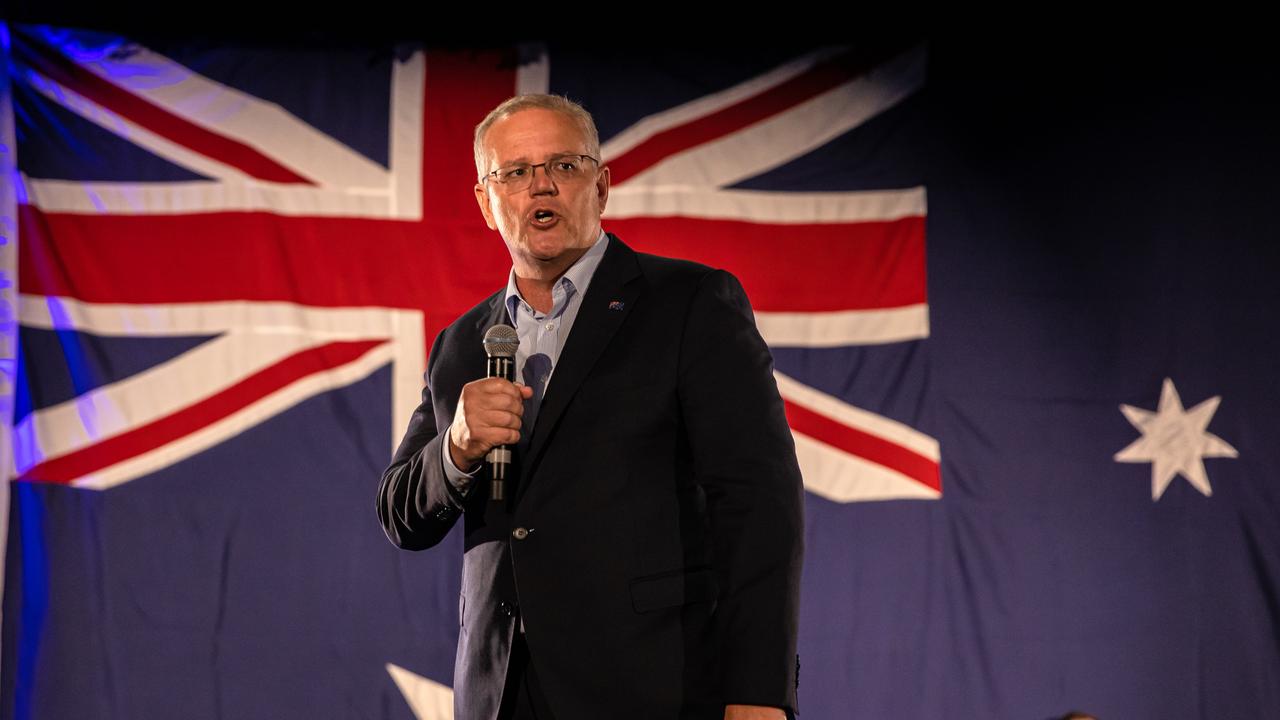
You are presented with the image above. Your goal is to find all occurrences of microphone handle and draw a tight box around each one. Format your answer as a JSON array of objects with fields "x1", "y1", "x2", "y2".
[{"x1": 486, "y1": 355, "x2": 516, "y2": 501}]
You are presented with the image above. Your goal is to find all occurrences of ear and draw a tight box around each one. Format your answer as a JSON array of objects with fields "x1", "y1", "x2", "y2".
[
  {"x1": 595, "y1": 165, "x2": 611, "y2": 215},
  {"x1": 474, "y1": 182, "x2": 498, "y2": 230}
]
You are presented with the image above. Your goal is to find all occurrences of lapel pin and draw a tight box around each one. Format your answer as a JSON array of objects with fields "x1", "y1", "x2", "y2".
[{"x1": 608, "y1": 300, "x2": 625, "y2": 311}]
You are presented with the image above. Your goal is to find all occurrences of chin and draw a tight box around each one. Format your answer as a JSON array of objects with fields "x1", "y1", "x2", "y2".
[
  {"x1": 509, "y1": 244, "x2": 559, "y2": 266},
  {"x1": 526, "y1": 236, "x2": 574, "y2": 256},
  {"x1": 508, "y1": 228, "x2": 588, "y2": 266}
]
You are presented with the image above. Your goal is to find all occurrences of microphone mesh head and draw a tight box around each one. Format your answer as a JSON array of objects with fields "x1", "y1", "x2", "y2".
[{"x1": 483, "y1": 324, "x2": 519, "y2": 358}]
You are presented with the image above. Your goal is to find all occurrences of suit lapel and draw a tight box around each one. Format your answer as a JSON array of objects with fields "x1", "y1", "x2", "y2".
[
  {"x1": 479, "y1": 288, "x2": 509, "y2": 333},
  {"x1": 520, "y1": 235, "x2": 643, "y2": 490}
]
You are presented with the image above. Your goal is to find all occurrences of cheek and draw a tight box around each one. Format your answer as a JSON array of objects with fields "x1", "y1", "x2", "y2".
[{"x1": 493, "y1": 203, "x2": 518, "y2": 227}]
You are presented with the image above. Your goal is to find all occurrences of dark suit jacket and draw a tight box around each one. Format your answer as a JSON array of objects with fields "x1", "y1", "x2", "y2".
[{"x1": 377, "y1": 235, "x2": 803, "y2": 720}]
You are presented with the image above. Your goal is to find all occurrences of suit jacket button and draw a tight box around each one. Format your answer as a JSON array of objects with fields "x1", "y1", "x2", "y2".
[
  {"x1": 512, "y1": 527, "x2": 529, "y2": 540},
  {"x1": 498, "y1": 602, "x2": 516, "y2": 616},
  {"x1": 435, "y1": 507, "x2": 454, "y2": 521}
]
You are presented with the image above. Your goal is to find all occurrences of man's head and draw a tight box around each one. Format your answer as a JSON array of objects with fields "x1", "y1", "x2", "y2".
[{"x1": 473, "y1": 95, "x2": 609, "y2": 278}]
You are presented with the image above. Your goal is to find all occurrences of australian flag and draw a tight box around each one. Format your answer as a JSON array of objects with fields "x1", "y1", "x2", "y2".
[{"x1": 2, "y1": 26, "x2": 1278, "y2": 720}]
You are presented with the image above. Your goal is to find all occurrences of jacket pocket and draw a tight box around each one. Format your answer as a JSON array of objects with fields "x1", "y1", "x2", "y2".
[{"x1": 629, "y1": 565, "x2": 719, "y2": 614}]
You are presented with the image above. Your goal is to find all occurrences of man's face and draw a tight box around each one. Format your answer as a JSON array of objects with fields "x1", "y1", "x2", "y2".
[{"x1": 474, "y1": 108, "x2": 609, "y2": 274}]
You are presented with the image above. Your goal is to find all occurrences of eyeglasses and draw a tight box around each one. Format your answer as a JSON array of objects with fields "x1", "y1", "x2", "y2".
[{"x1": 482, "y1": 153, "x2": 600, "y2": 194}]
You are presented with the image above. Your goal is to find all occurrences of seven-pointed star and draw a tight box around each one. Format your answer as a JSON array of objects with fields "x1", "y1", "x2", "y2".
[{"x1": 1114, "y1": 377, "x2": 1238, "y2": 500}]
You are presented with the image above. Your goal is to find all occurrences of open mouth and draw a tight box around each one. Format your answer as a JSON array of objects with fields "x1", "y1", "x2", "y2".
[{"x1": 532, "y1": 209, "x2": 558, "y2": 226}]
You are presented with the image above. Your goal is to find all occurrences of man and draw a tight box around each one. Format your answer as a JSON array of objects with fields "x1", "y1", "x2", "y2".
[{"x1": 377, "y1": 94, "x2": 803, "y2": 720}]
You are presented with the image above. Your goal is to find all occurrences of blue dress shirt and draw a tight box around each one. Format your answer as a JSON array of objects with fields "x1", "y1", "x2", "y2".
[{"x1": 441, "y1": 230, "x2": 610, "y2": 491}]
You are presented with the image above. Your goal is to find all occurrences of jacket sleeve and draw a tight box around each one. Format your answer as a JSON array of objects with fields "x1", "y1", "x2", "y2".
[
  {"x1": 376, "y1": 328, "x2": 471, "y2": 551},
  {"x1": 677, "y1": 269, "x2": 804, "y2": 713}
]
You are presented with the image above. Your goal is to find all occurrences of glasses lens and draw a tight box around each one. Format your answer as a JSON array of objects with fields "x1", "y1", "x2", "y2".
[
  {"x1": 493, "y1": 156, "x2": 596, "y2": 194},
  {"x1": 547, "y1": 155, "x2": 582, "y2": 179},
  {"x1": 498, "y1": 165, "x2": 530, "y2": 184}
]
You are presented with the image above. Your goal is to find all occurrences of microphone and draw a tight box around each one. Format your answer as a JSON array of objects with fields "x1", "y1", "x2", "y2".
[{"x1": 483, "y1": 324, "x2": 519, "y2": 501}]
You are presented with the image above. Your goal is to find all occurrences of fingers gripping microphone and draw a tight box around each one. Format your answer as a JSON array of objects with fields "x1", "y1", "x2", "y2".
[{"x1": 483, "y1": 324, "x2": 519, "y2": 501}]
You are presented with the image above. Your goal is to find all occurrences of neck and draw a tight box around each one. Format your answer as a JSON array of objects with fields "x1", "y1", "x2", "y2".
[
  {"x1": 513, "y1": 272, "x2": 558, "y2": 315},
  {"x1": 513, "y1": 252, "x2": 582, "y2": 314},
  {"x1": 512, "y1": 235, "x2": 598, "y2": 314}
]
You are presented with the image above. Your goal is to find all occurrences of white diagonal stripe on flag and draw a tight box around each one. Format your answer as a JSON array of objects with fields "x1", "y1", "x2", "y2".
[
  {"x1": 15, "y1": 296, "x2": 425, "y2": 484},
  {"x1": 616, "y1": 45, "x2": 927, "y2": 190},
  {"x1": 72, "y1": 342, "x2": 396, "y2": 490},
  {"x1": 72, "y1": 43, "x2": 389, "y2": 188},
  {"x1": 795, "y1": 432, "x2": 941, "y2": 503},
  {"x1": 20, "y1": 65, "x2": 252, "y2": 182},
  {"x1": 774, "y1": 370, "x2": 940, "y2": 461},
  {"x1": 20, "y1": 47, "x2": 424, "y2": 219},
  {"x1": 601, "y1": 47, "x2": 851, "y2": 161},
  {"x1": 15, "y1": 332, "x2": 359, "y2": 470}
]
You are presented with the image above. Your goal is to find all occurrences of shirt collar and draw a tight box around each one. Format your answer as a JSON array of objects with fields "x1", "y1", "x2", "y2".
[{"x1": 504, "y1": 229, "x2": 609, "y2": 326}]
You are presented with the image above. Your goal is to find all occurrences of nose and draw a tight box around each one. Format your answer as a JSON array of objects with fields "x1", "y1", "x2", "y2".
[{"x1": 528, "y1": 163, "x2": 557, "y2": 194}]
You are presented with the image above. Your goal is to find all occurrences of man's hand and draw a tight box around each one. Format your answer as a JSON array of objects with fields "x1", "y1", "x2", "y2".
[
  {"x1": 724, "y1": 705, "x2": 786, "y2": 720},
  {"x1": 448, "y1": 378, "x2": 533, "y2": 471}
]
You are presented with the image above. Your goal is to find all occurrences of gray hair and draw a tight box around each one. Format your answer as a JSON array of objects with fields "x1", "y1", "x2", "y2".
[{"x1": 473, "y1": 94, "x2": 602, "y2": 180}]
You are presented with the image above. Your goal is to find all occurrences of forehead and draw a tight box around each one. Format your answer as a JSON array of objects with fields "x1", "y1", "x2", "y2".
[{"x1": 482, "y1": 108, "x2": 587, "y2": 164}]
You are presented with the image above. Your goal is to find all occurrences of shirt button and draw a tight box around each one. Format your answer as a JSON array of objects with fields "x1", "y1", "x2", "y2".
[
  {"x1": 512, "y1": 527, "x2": 529, "y2": 540},
  {"x1": 544, "y1": 322, "x2": 555, "y2": 332}
]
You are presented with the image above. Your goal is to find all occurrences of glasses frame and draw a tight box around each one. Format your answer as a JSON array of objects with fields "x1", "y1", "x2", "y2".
[{"x1": 481, "y1": 153, "x2": 601, "y2": 194}]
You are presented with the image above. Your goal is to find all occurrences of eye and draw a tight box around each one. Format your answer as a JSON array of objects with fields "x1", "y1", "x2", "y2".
[
  {"x1": 555, "y1": 158, "x2": 580, "y2": 172},
  {"x1": 501, "y1": 166, "x2": 528, "y2": 181}
]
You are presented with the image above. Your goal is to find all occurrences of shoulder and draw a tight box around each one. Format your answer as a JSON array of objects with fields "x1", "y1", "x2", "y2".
[
  {"x1": 636, "y1": 250, "x2": 751, "y2": 312},
  {"x1": 634, "y1": 249, "x2": 716, "y2": 289},
  {"x1": 607, "y1": 234, "x2": 729, "y2": 293},
  {"x1": 605, "y1": 233, "x2": 753, "y2": 315}
]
